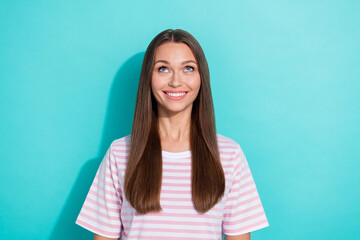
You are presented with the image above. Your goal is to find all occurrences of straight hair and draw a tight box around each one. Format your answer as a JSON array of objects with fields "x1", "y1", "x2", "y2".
[{"x1": 124, "y1": 29, "x2": 225, "y2": 214}]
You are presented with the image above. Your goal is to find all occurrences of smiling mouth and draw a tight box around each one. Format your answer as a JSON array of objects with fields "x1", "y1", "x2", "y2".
[{"x1": 163, "y1": 91, "x2": 188, "y2": 97}]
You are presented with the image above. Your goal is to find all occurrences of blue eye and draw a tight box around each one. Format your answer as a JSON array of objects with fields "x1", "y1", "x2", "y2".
[
  {"x1": 184, "y1": 66, "x2": 194, "y2": 72},
  {"x1": 158, "y1": 66, "x2": 168, "y2": 72}
]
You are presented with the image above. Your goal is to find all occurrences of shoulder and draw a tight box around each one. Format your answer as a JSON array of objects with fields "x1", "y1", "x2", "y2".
[
  {"x1": 216, "y1": 133, "x2": 246, "y2": 172},
  {"x1": 216, "y1": 133, "x2": 244, "y2": 157},
  {"x1": 216, "y1": 133, "x2": 247, "y2": 184},
  {"x1": 107, "y1": 135, "x2": 131, "y2": 159},
  {"x1": 111, "y1": 134, "x2": 131, "y2": 148}
]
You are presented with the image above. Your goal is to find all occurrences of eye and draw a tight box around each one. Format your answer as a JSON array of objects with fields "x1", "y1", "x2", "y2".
[
  {"x1": 184, "y1": 66, "x2": 194, "y2": 72},
  {"x1": 158, "y1": 66, "x2": 169, "y2": 72}
]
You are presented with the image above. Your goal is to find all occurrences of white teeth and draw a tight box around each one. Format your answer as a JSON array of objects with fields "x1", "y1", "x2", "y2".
[{"x1": 166, "y1": 92, "x2": 186, "y2": 97}]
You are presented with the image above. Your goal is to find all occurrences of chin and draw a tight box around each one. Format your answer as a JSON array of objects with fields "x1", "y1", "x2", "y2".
[{"x1": 159, "y1": 105, "x2": 193, "y2": 115}]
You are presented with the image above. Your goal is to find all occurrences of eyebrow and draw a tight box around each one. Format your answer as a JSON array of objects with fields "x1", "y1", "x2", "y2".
[{"x1": 154, "y1": 60, "x2": 197, "y2": 65}]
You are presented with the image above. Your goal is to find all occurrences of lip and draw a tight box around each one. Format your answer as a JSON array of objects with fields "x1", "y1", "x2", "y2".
[
  {"x1": 163, "y1": 91, "x2": 188, "y2": 100},
  {"x1": 164, "y1": 90, "x2": 188, "y2": 93}
]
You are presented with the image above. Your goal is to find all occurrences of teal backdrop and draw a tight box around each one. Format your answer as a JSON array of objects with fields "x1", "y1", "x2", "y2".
[{"x1": 1, "y1": 1, "x2": 359, "y2": 239}]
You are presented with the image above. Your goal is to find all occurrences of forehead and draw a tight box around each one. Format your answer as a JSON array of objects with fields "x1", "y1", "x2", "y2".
[{"x1": 154, "y1": 42, "x2": 196, "y2": 62}]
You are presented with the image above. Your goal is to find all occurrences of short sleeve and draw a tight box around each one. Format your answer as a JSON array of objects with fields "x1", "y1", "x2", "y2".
[
  {"x1": 222, "y1": 145, "x2": 269, "y2": 235},
  {"x1": 75, "y1": 143, "x2": 123, "y2": 238}
]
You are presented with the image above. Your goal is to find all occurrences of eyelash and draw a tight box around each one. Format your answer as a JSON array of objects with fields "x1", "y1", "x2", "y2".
[
  {"x1": 158, "y1": 66, "x2": 168, "y2": 72},
  {"x1": 184, "y1": 66, "x2": 194, "y2": 71},
  {"x1": 158, "y1": 66, "x2": 195, "y2": 72}
]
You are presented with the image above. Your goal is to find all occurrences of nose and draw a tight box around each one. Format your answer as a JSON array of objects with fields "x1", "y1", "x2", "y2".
[{"x1": 168, "y1": 71, "x2": 183, "y2": 87}]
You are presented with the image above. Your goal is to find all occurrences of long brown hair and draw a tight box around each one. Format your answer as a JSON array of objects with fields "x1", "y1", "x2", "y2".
[{"x1": 124, "y1": 29, "x2": 225, "y2": 214}]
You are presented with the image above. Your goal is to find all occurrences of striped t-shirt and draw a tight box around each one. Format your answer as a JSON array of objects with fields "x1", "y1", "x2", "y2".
[{"x1": 76, "y1": 133, "x2": 269, "y2": 239}]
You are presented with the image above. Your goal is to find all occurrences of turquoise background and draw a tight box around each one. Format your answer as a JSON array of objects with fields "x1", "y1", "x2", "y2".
[{"x1": 1, "y1": 1, "x2": 359, "y2": 239}]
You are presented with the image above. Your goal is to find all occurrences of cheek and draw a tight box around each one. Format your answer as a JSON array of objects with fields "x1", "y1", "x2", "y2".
[
  {"x1": 151, "y1": 76, "x2": 166, "y2": 104},
  {"x1": 151, "y1": 74, "x2": 161, "y2": 92},
  {"x1": 190, "y1": 75, "x2": 201, "y2": 91}
]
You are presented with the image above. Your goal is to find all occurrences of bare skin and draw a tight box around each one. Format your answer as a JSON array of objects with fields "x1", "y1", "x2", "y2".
[
  {"x1": 93, "y1": 235, "x2": 117, "y2": 240},
  {"x1": 226, "y1": 233, "x2": 251, "y2": 240}
]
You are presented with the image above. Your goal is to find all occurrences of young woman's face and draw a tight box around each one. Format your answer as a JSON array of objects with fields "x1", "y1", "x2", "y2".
[{"x1": 151, "y1": 42, "x2": 201, "y2": 116}]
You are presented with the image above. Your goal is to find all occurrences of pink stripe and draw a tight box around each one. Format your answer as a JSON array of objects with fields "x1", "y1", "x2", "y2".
[
  {"x1": 219, "y1": 148, "x2": 238, "y2": 154},
  {"x1": 239, "y1": 178, "x2": 255, "y2": 188},
  {"x1": 95, "y1": 175, "x2": 121, "y2": 193},
  {"x1": 104, "y1": 159, "x2": 120, "y2": 175},
  {"x1": 230, "y1": 177, "x2": 254, "y2": 192},
  {"x1": 127, "y1": 235, "x2": 215, "y2": 240},
  {"x1": 160, "y1": 196, "x2": 192, "y2": 201},
  {"x1": 110, "y1": 156, "x2": 127, "y2": 166},
  {"x1": 217, "y1": 139, "x2": 234, "y2": 143},
  {"x1": 112, "y1": 138, "x2": 130, "y2": 144},
  {"x1": 91, "y1": 180, "x2": 119, "y2": 195},
  {"x1": 142, "y1": 212, "x2": 222, "y2": 220},
  {"x1": 241, "y1": 171, "x2": 252, "y2": 180},
  {"x1": 220, "y1": 158, "x2": 236, "y2": 163},
  {"x1": 122, "y1": 218, "x2": 218, "y2": 227},
  {"x1": 86, "y1": 198, "x2": 120, "y2": 213},
  {"x1": 121, "y1": 211, "x2": 222, "y2": 219},
  {"x1": 79, "y1": 211, "x2": 121, "y2": 229},
  {"x1": 112, "y1": 145, "x2": 129, "y2": 149},
  {"x1": 223, "y1": 218, "x2": 269, "y2": 234},
  {"x1": 227, "y1": 188, "x2": 257, "y2": 201},
  {"x1": 82, "y1": 205, "x2": 120, "y2": 221},
  {"x1": 224, "y1": 195, "x2": 260, "y2": 210},
  {"x1": 161, "y1": 189, "x2": 191, "y2": 194},
  {"x1": 113, "y1": 150, "x2": 130, "y2": 154},
  {"x1": 218, "y1": 145, "x2": 238, "y2": 149},
  {"x1": 224, "y1": 203, "x2": 263, "y2": 218},
  {"x1": 75, "y1": 218, "x2": 120, "y2": 238},
  {"x1": 104, "y1": 172, "x2": 121, "y2": 186},
  {"x1": 127, "y1": 227, "x2": 217, "y2": 235},
  {"x1": 162, "y1": 175, "x2": 231, "y2": 181},
  {"x1": 163, "y1": 175, "x2": 191, "y2": 180},
  {"x1": 163, "y1": 177, "x2": 232, "y2": 182},
  {"x1": 233, "y1": 160, "x2": 242, "y2": 173},
  {"x1": 164, "y1": 169, "x2": 191, "y2": 173},
  {"x1": 159, "y1": 204, "x2": 222, "y2": 212},
  {"x1": 85, "y1": 196, "x2": 121, "y2": 212},
  {"x1": 89, "y1": 185, "x2": 118, "y2": 199},
  {"x1": 221, "y1": 163, "x2": 234, "y2": 168},
  {"x1": 220, "y1": 152, "x2": 237, "y2": 156},
  {"x1": 156, "y1": 204, "x2": 195, "y2": 210},
  {"x1": 224, "y1": 211, "x2": 266, "y2": 226},
  {"x1": 163, "y1": 162, "x2": 191, "y2": 166},
  {"x1": 237, "y1": 195, "x2": 260, "y2": 205},
  {"x1": 230, "y1": 184, "x2": 254, "y2": 194},
  {"x1": 161, "y1": 182, "x2": 191, "y2": 187}
]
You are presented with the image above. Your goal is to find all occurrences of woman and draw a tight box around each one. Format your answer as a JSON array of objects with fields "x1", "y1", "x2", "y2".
[{"x1": 76, "y1": 29, "x2": 269, "y2": 240}]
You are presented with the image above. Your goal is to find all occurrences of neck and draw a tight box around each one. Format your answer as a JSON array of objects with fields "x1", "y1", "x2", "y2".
[
  {"x1": 158, "y1": 112, "x2": 191, "y2": 141},
  {"x1": 157, "y1": 106, "x2": 192, "y2": 151}
]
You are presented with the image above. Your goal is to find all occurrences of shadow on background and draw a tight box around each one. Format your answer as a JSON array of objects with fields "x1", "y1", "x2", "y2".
[{"x1": 49, "y1": 52, "x2": 145, "y2": 240}]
